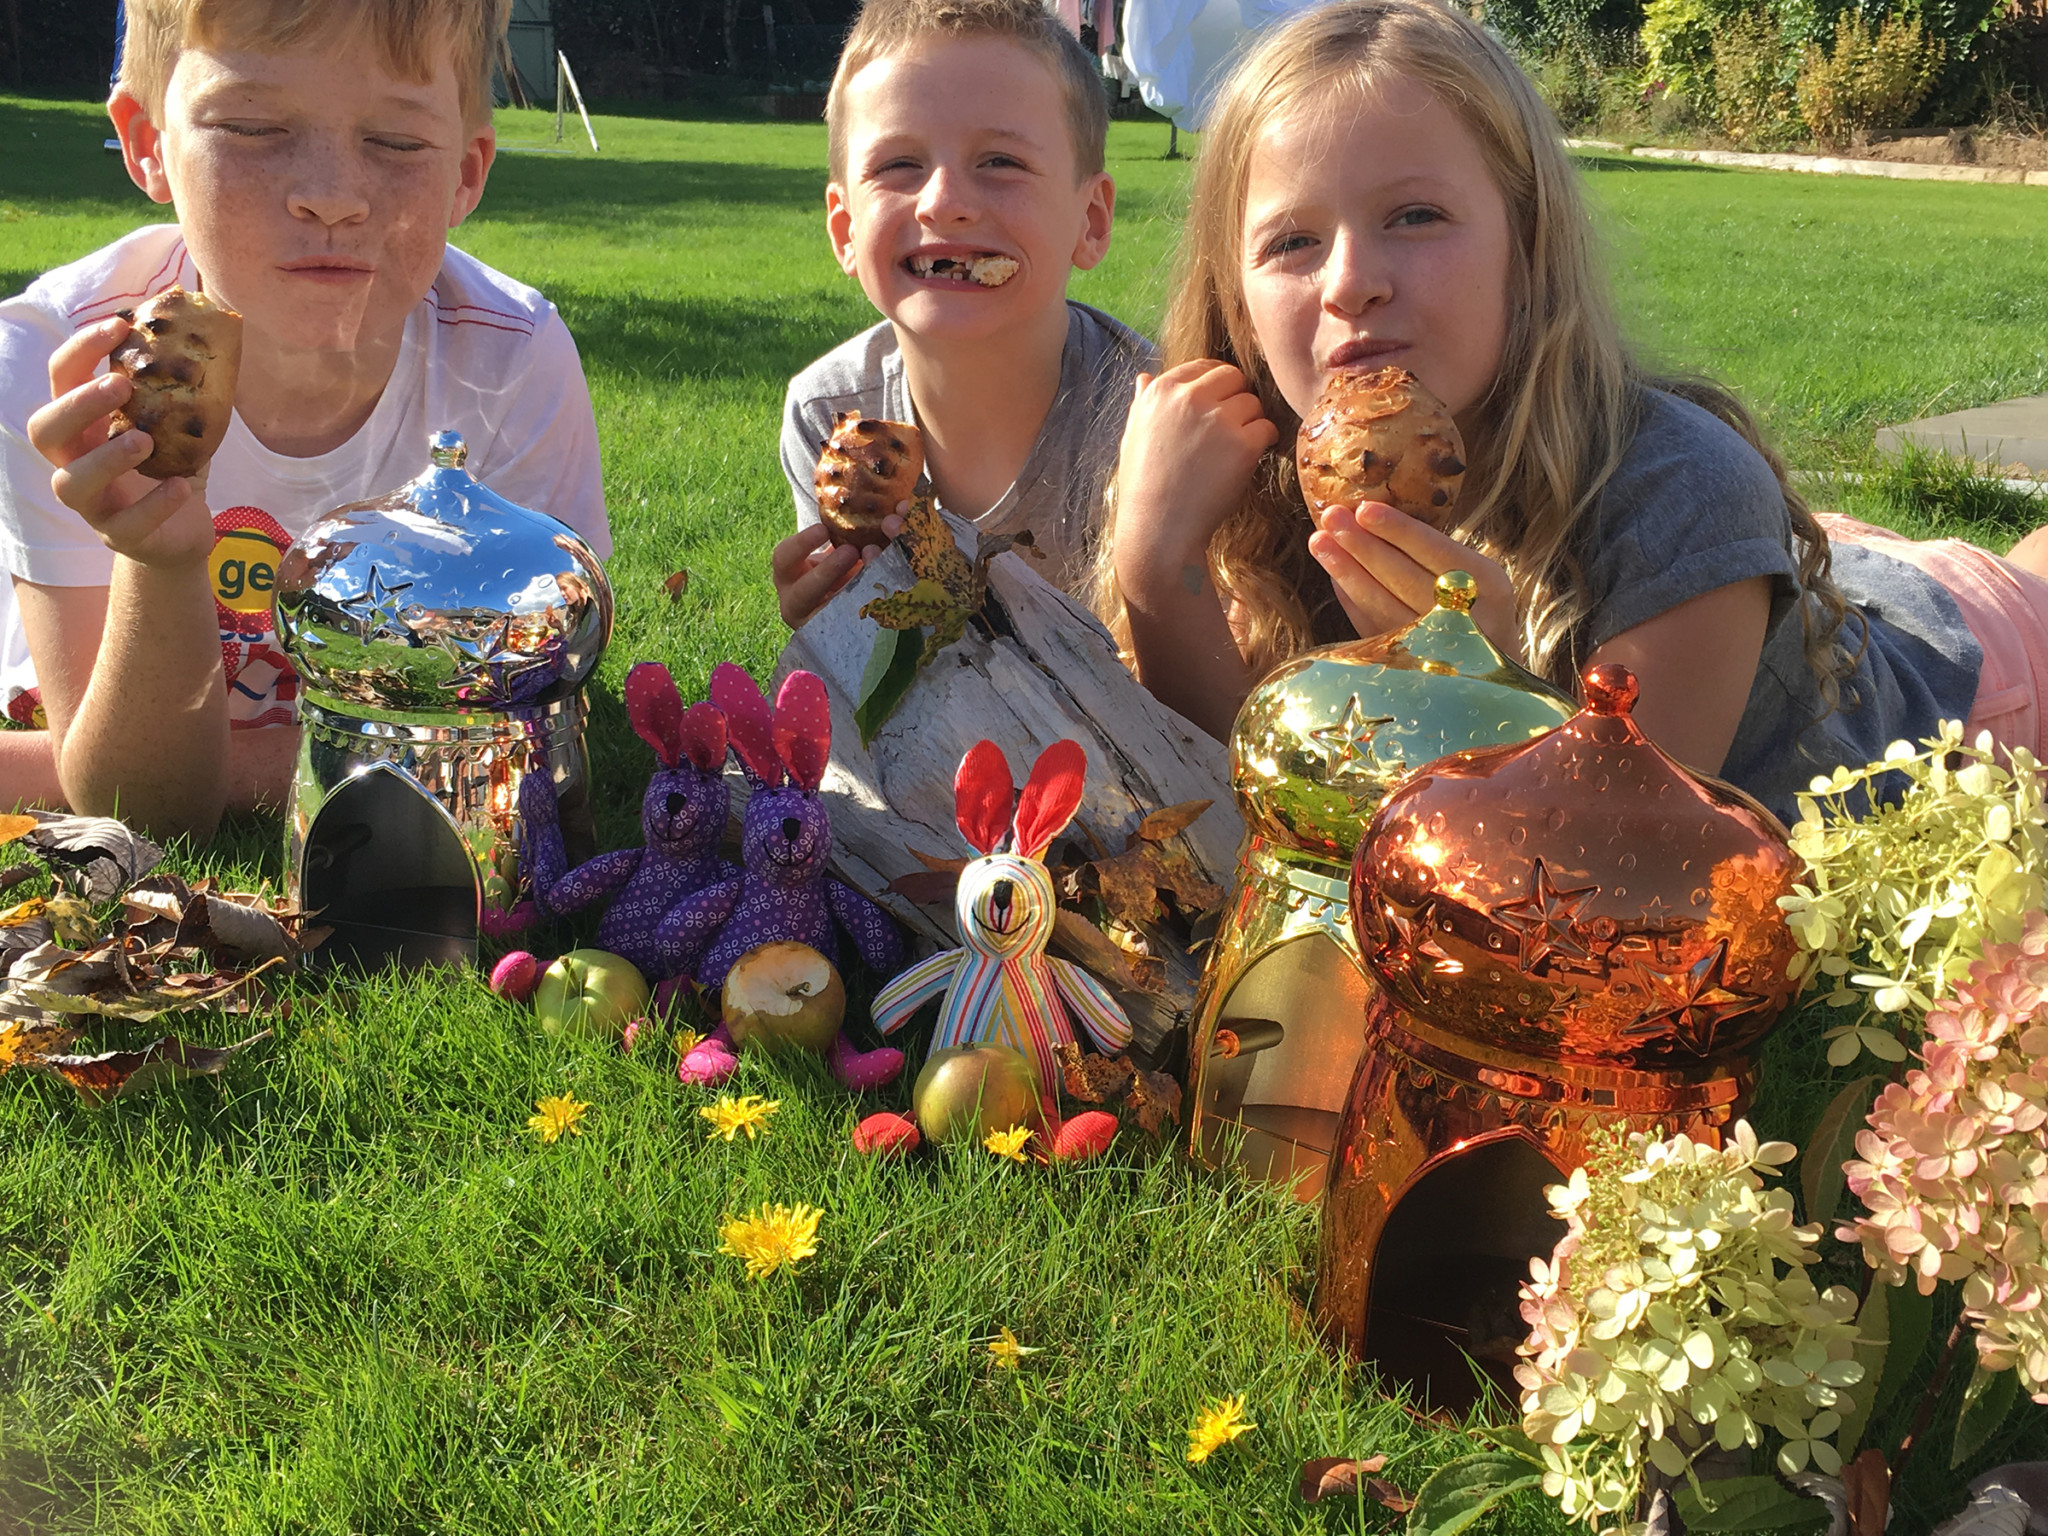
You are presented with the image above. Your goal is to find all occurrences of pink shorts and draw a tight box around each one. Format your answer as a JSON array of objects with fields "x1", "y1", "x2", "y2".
[{"x1": 1818, "y1": 513, "x2": 2048, "y2": 761}]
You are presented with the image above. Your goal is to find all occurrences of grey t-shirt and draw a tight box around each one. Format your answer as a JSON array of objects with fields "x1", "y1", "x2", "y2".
[
  {"x1": 1574, "y1": 388, "x2": 1981, "y2": 824},
  {"x1": 779, "y1": 301, "x2": 1158, "y2": 595}
]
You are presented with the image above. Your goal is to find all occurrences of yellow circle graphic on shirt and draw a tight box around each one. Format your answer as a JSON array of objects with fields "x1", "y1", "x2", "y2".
[{"x1": 210, "y1": 526, "x2": 284, "y2": 616}]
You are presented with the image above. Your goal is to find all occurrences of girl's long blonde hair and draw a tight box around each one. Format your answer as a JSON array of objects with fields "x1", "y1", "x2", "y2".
[{"x1": 1087, "y1": 0, "x2": 1855, "y2": 702}]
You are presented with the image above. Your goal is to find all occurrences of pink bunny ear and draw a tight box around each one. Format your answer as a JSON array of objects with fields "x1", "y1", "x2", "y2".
[
  {"x1": 624, "y1": 662, "x2": 685, "y2": 769},
  {"x1": 954, "y1": 740, "x2": 1014, "y2": 855},
  {"x1": 709, "y1": 662, "x2": 783, "y2": 787},
  {"x1": 1012, "y1": 740, "x2": 1086, "y2": 860},
  {"x1": 676, "y1": 702, "x2": 728, "y2": 773},
  {"x1": 773, "y1": 671, "x2": 831, "y2": 792}
]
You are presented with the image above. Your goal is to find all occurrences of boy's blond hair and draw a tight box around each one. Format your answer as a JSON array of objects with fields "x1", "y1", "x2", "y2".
[
  {"x1": 119, "y1": 0, "x2": 512, "y2": 126},
  {"x1": 1088, "y1": 0, "x2": 1857, "y2": 709},
  {"x1": 826, "y1": 0, "x2": 1109, "y2": 182}
]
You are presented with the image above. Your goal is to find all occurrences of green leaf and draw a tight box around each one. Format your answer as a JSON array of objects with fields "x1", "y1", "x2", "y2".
[
  {"x1": 1952, "y1": 1359, "x2": 2021, "y2": 1468},
  {"x1": 1801, "y1": 1074, "x2": 1880, "y2": 1226},
  {"x1": 853, "y1": 624, "x2": 925, "y2": 745},
  {"x1": 1403, "y1": 1451, "x2": 1543, "y2": 1536},
  {"x1": 1676, "y1": 1476, "x2": 1831, "y2": 1533},
  {"x1": 1833, "y1": 1280, "x2": 1887, "y2": 1456},
  {"x1": 1869, "y1": 1281, "x2": 1934, "y2": 1424}
]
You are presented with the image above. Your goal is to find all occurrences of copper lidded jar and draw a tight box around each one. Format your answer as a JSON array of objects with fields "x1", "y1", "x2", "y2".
[
  {"x1": 1318, "y1": 663, "x2": 1802, "y2": 1402},
  {"x1": 1187, "y1": 572, "x2": 1575, "y2": 1198},
  {"x1": 273, "y1": 429, "x2": 613, "y2": 970}
]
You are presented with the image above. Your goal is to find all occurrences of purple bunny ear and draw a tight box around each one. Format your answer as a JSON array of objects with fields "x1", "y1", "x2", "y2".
[
  {"x1": 624, "y1": 662, "x2": 685, "y2": 769},
  {"x1": 676, "y1": 703, "x2": 728, "y2": 773},
  {"x1": 773, "y1": 671, "x2": 831, "y2": 792},
  {"x1": 709, "y1": 662, "x2": 783, "y2": 788}
]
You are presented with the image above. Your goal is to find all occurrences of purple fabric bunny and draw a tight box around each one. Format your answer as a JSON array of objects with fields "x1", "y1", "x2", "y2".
[
  {"x1": 521, "y1": 662, "x2": 737, "y2": 980},
  {"x1": 659, "y1": 664, "x2": 905, "y2": 995}
]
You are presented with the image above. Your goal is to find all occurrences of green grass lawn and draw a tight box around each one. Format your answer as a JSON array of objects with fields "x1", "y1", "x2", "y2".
[{"x1": 3, "y1": 95, "x2": 2047, "y2": 1534}]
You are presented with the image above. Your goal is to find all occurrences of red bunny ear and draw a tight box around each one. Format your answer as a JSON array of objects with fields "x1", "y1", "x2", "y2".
[
  {"x1": 1012, "y1": 739, "x2": 1086, "y2": 860},
  {"x1": 773, "y1": 671, "x2": 831, "y2": 791},
  {"x1": 954, "y1": 740, "x2": 1014, "y2": 855},
  {"x1": 675, "y1": 702, "x2": 728, "y2": 773},
  {"x1": 709, "y1": 662, "x2": 782, "y2": 787},
  {"x1": 624, "y1": 662, "x2": 685, "y2": 769}
]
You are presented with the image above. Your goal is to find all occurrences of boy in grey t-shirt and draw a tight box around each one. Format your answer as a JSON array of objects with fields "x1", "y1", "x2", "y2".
[
  {"x1": 769, "y1": 0, "x2": 1158, "y2": 626},
  {"x1": 780, "y1": 300, "x2": 1153, "y2": 598}
]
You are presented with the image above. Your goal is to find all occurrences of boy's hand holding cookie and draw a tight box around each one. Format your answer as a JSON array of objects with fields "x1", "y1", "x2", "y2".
[
  {"x1": 29, "y1": 308, "x2": 230, "y2": 571},
  {"x1": 1113, "y1": 360, "x2": 1279, "y2": 597}
]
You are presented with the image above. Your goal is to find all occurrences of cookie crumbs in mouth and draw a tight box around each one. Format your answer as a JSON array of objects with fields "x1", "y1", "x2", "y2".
[{"x1": 906, "y1": 253, "x2": 1019, "y2": 287}]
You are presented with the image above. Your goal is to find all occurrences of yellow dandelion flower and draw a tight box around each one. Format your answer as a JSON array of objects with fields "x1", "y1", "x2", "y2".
[
  {"x1": 984, "y1": 1124, "x2": 1033, "y2": 1162},
  {"x1": 526, "y1": 1093, "x2": 589, "y2": 1144},
  {"x1": 986, "y1": 1326, "x2": 1039, "y2": 1369},
  {"x1": 673, "y1": 1026, "x2": 705, "y2": 1056},
  {"x1": 700, "y1": 1093, "x2": 780, "y2": 1141},
  {"x1": 1186, "y1": 1395, "x2": 1256, "y2": 1464},
  {"x1": 717, "y1": 1202, "x2": 821, "y2": 1279}
]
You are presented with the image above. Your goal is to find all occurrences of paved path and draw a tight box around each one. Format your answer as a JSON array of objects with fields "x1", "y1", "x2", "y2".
[{"x1": 1877, "y1": 397, "x2": 2048, "y2": 475}]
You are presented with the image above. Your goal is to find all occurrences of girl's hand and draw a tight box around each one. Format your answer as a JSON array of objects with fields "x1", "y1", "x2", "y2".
[
  {"x1": 1309, "y1": 500, "x2": 1521, "y2": 657},
  {"x1": 1113, "y1": 360, "x2": 1278, "y2": 596}
]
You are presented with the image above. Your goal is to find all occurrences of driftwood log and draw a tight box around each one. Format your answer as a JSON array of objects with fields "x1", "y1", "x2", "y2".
[{"x1": 775, "y1": 517, "x2": 1243, "y2": 1053}]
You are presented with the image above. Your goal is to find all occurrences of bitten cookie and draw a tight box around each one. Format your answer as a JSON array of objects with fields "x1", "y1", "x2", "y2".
[
  {"x1": 1296, "y1": 366, "x2": 1467, "y2": 524},
  {"x1": 815, "y1": 413, "x2": 923, "y2": 548},
  {"x1": 108, "y1": 287, "x2": 243, "y2": 481}
]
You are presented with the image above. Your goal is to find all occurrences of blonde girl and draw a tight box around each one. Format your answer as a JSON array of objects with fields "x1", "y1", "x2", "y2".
[{"x1": 1093, "y1": 0, "x2": 2048, "y2": 822}]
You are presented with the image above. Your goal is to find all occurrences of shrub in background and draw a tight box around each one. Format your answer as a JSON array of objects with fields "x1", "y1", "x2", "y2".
[
  {"x1": 1641, "y1": 0, "x2": 1721, "y2": 103},
  {"x1": 1796, "y1": 11, "x2": 1946, "y2": 143},
  {"x1": 1711, "y1": 8, "x2": 1805, "y2": 143}
]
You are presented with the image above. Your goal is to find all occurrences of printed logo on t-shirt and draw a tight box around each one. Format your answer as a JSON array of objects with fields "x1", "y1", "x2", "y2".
[{"x1": 210, "y1": 507, "x2": 298, "y2": 730}]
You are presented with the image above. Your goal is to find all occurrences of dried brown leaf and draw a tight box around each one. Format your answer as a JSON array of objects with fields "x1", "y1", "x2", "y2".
[
  {"x1": 1367, "y1": 1478, "x2": 1414, "y2": 1513},
  {"x1": 1126, "y1": 1067, "x2": 1181, "y2": 1137},
  {"x1": 662, "y1": 569, "x2": 690, "y2": 600},
  {"x1": 1050, "y1": 910, "x2": 1164, "y2": 994},
  {"x1": 885, "y1": 870, "x2": 960, "y2": 906},
  {"x1": 175, "y1": 892, "x2": 297, "y2": 962},
  {"x1": 1055, "y1": 1040, "x2": 1136, "y2": 1103},
  {"x1": 0, "y1": 814, "x2": 39, "y2": 846},
  {"x1": 24, "y1": 813, "x2": 163, "y2": 901},
  {"x1": 1135, "y1": 800, "x2": 1214, "y2": 844},
  {"x1": 33, "y1": 1029, "x2": 272, "y2": 1105},
  {"x1": 0, "y1": 1018, "x2": 79, "y2": 1073},
  {"x1": 1297, "y1": 1455, "x2": 1389, "y2": 1505}
]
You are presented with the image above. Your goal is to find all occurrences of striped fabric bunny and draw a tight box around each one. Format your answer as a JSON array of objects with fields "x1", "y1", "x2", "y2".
[{"x1": 870, "y1": 739, "x2": 1133, "y2": 1094}]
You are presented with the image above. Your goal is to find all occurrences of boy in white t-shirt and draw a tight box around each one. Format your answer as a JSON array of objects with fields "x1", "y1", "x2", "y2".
[{"x1": 5, "y1": 0, "x2": 610, "y2": 841}]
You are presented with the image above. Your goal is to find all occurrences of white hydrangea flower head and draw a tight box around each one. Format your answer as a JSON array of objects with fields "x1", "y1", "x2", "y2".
[{"x1": 1518, "y1": 1121, "x2": 1862, "y2": 1527}]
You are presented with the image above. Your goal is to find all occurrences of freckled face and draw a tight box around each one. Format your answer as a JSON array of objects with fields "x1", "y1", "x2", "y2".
[
  {"x1": 1238, "y1": 81, "x2": 1514, "y2": 425},
  {"x1": 827, "y1": 36, "x2": 1114, "y2": 345},
  {"x1": 148, "y1": 32, "x2": 492, "y2": 353}
]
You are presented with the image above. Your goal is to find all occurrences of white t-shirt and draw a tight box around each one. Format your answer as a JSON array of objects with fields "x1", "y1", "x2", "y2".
[{"x1": 0, "y1": 224, "x2": 612, "y2": 729}]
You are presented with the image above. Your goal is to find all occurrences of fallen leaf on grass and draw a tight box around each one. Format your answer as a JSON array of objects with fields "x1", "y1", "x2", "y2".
[
  {"x1": 18, "y1": 957, "x2": 285, "y2": 1021},
  {"x1": 1127, "y1": 1067, "x2": 1182, "y2": 1136},
  {"x1": 24, "y1": 813, "x2": 163, "y2": 900},
  {"x1": 33, "y1": 1029, "x2": 272, "y2": 1104},
  {"x1": 1055, "y1": 1040, "x2": 1135, "y2": 1103},
  {"x1": 662, "y1": 569, "x2": 691, "y2": 600},
  {"x1": 174, "y1": 892, "x2": 297, "y2": 963},
  {"x1": 1298, "y1": 1455, "x2": 1392, "y2": 1506},
  {"x1": 0, "y1": 813, "x2": 39, "y2": 846},
  {"x1": 0, "y1": 1018, "x2": 79, "y2": 1073}
]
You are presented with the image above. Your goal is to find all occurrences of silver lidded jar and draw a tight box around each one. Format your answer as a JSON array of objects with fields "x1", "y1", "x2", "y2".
[{"x1": 273, "y1": 429, "x2": 613, "y2": 970}]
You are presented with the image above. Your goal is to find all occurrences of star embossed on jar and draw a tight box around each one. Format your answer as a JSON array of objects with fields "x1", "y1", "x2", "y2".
[
  {"x1": 1490, "y1": 857, "x2": 1598, "y2": 971},
  {"x1": 1617, "y1": 939, "x2": 1760, "y2": 1055}
]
